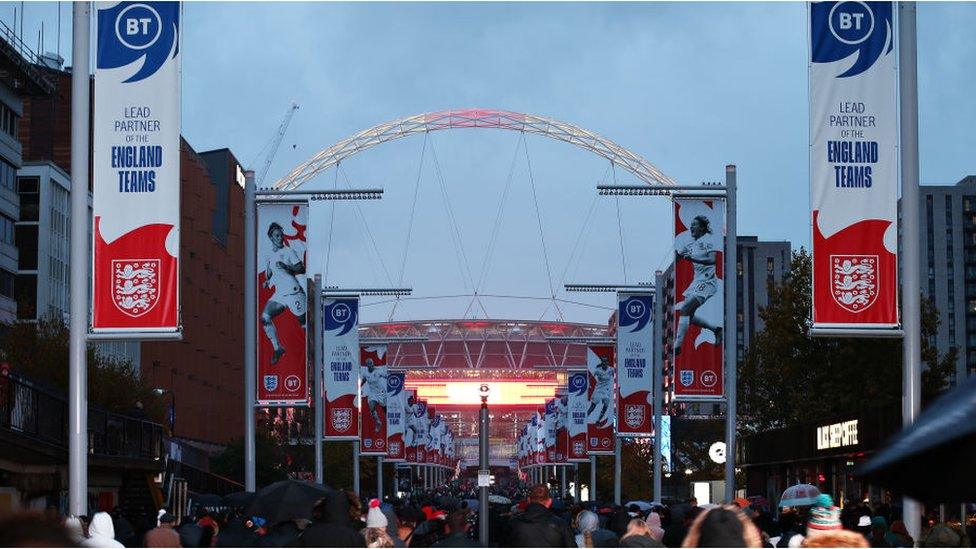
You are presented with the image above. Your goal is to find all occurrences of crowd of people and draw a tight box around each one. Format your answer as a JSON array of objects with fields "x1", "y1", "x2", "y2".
[{"x1": 0, "y1": 483, "x2": 972, "y2": 548}]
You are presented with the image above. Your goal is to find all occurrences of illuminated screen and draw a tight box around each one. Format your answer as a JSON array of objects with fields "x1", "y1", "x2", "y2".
[{"x1": 406, "y1": 380, "x2": 561, "y2": 406}]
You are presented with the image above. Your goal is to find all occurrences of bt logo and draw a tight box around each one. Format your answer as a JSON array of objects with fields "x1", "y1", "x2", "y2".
[
  {"x1": 626, "y1": 299, "x2": 644, "y2": 319},
  {"x1": 115, "y1": 4, "x2": 162, "y2": 50},
  {"x1": 829, "y1": 1, "x2": 874, "y2": 45},
  {"x1": 332, "y1": 303, "x2": 351, "y2": 322}
]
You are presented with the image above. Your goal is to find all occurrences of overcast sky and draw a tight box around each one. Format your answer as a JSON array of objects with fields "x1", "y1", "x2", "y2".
[{"x1": 6, "y1": 2, "x2": 976, "y2": 324}]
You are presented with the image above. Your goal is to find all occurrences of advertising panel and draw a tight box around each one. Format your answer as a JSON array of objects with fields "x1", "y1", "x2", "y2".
[
  {"x1": 359, "y1": 345, "x2": 388, "y2": 455},
  {"x1": 586, "y1": 345, "x2": 615, "y2": 455},
  {"x1": 386, "y1": 372, "x2": 406, "y2": 461},
  {"x1": 544, "y1": 398, "x2": 557, "y2": 463},
  {"x1": 256, "y1": 203, "x2": 309, "y2": 405},
  {"x1": 810, "y1": 1, "x2": 899, "y2": 329},
  {"x1": 617, "y1": 292, "x2": 654, "y2": 435},
  {"x1": 324, "y1": 297, "x2": 359, "y2": 439},
  {"x1": 404, "y1": 391, "x2": 420, "y2": 463},
  {"x1": 673, "y1": 198, "x2": 725, "y2": 399},
  {"x1": 92, "y1": 2, "x2": 181, "y2": 334},
  {"x1": 567, "y1": 370, "x2": 589, "y2": 462},
  {"x1": 554, "y1": 391, "x2": 568, "y2": 463}
]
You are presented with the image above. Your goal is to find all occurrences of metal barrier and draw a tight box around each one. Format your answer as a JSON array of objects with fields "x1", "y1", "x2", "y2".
[{"x1": 0, "y1": 371, "x2": 164, "y2": 461}]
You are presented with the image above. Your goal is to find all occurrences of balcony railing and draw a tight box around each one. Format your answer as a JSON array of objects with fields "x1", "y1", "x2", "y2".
[{"x1": 0, "y1": 371, "x2": 164, "y2": 462}]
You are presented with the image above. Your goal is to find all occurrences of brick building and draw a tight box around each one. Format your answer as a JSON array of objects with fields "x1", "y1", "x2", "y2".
[{"x1": 19, "y1": 65, "x2": 246, "y2": 445}]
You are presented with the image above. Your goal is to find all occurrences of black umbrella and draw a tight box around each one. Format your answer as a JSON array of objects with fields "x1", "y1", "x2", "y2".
[
  {"x1": 193, "y1": 493, "x2": 223, "y2": 508},
  {"x1": 859, "y1": 374, "x2": 976, "y2": 503},
  {"x1": 222, "y1": 491, "x2": 257, "y2": 508},
  {"x1": 246, "y1": 480, "x2": 330, "y2": 524}
]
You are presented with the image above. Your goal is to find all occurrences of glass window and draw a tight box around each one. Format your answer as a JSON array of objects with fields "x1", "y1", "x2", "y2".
[
  {"x1": 0, "y1": 269, "x2": 13, "y2": 298},
  {"x1": 0, "y1": 214, "x2": 13, "y2": 245},
  {"x1": 0, "y1": 159, "x2": 15, "y2": 191},
  {"x1": 17, "y1": 176, "x2": 40, "y2": 222},
  {"x1": 15, "y1": 225, "x2": 37, "y2": 271}
]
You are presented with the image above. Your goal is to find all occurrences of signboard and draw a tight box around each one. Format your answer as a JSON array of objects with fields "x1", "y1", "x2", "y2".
[
  {"x1": 535, "y1": 409, "x2": 546, "y2": 464},
  {"x1": 416, "y1": 402, "x2": 430, "y2": 464},
  {"x1": 817, "y1": 419, "x2": 859, "y2": 450},
  {"x1": 673, "y1": 198, "x2": 725, "y2": 399},
  {"x1": 554, "y1": 391, "x2": 568, "y2": 463},
  {"x1": 586, "y1": 345, "x2": 615, "y2": 455},
  {"x1": 544, "y1": 398, "x2": 557, "y2": 463},
  {"x1": 324, "y1": 297, "x2": 359, "y2": 439},
  {"x1": 92, "y1": 2, "x2": 181, "y2": 334},
  {"x1": 404, "y1": 391, "x2": 420, "y2": 463},
  {"x1": 810, "y1": 1, "x2": 899, "y2": 329},
  {"x1": 386, "y1": 372, "x2": 406, "y2": 461},
  {"x1": 617, "y1": 292, "x2": 654, "y2": 435},
  {"x1": 567, "y1": 370, "x2": 589, "y2": 462},
  {"x1": 256, "y1": 203, "x2": 309, "y2": 405},
  {"x1": 359, "y1": 345, "x2": 388, "y2": 455}
]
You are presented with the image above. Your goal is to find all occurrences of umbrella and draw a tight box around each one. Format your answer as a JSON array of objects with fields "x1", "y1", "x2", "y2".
[
  {"x1": 488, "y1": 494, "x2": 511, "y2": 505},
  {"x1": 246, "y1": 479, "x2": 330, "y2": 524},
  {"x1": 859, "y1": 374, "x2": 976, "y2": 503},
  {"x1": 625, "y1": 501, "x2": 652, "y2": 511},
  {"x1": 778, "y1": 484, "x2": 820, "y2": 508},
  {"x1": 222, "y1": 491, "x2": 256, "y2": 508}
]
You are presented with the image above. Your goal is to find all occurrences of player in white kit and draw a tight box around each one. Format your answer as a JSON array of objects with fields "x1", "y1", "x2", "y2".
[
  {"x1": 587, "y1": 357, "x2": 614, "y2": 427},
  {"x1": 361, "y1": 359, "x2": 388, "y2": 433},
  {"x1": 261, "y1": 222, "x2": 306, "y2": 365},
  {"x1": 674, "y1": 215, "x2": 722, "y2": 355},
  {"x1": 404, "y1": 395, "x2": 419, "y2": 446}
]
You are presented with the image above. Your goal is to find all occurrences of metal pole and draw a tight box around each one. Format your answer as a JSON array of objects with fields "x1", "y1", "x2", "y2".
[
  {"x1": 899, "y1": 2, "x2": 923, "y2": 540},
  {"x1": 377, "y1": 457, "x2": 384, "y2": 499},
  {"x1": 479, "y1": 399, "x2": 489, "y2": 547},
  {"x1": 244, "y1": 169, "x2": 257, "y2": 492},
  {"x1": 560, "y1": 466, "x2": 566, "y2": 500},
  {"x1": 68, "y1": 1, "x2": 90, "y2": 518},
  {"x1": 724, "y1": 164, "x2": 738, "y2": 503},
  {"x1": 590, "y1": 456, "x2": 597, "y2": 502},
  {"x1": 313, "y1": 275, "x2": 323, "y2": 485},
  {"x1": 353, "y1": 443, "x2": 360, "y2": 496},
  {"x1": 653, "y1": 271, "x2": 664, "y2": 503},
  {"x1": 614, "y1": 437, "x2": 622, "y2": 505}
]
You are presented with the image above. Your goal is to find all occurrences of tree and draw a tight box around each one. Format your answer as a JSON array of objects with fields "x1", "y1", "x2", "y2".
[
  {"x1": 0, "y1": 317, "x2": 164, "y2": 420},
  {"x1": 738, "y1": 249, "x2": 956, "y2": 433},
  {"x1": 210, "y1": 431, "x2": 288, "y2": 487}
]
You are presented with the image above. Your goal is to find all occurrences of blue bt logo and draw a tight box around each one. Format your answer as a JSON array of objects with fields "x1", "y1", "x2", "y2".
[
  {"x1": 115, "y1": 4, "x2": 162, "y2": 50},
  {"x1": 829, "y1": 1, "x2": 874, "y2": 45}
]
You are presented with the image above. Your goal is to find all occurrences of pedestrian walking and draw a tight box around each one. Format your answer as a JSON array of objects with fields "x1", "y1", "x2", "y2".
[
  {"x1": 297, "y1": 491, "x2": 366, "y2": 547},
  {"x1": 575, "y1": 510, "x2": 619, "y2": 548},
  {"x1": 83, "y1": 511, "x2": 126, "y2": 548},
  {"x1": 619, "y1": 518, "x2": 663, "y2": 548},
  {"x1": 144, "y1": 512, "x2": 182, "y2": 548},
  {"x1": 681, "y1": 505, "x2": 761, "y2": 548},
  {"x1": 507, "y1": 484, "x2": 576, "y2": 547}
]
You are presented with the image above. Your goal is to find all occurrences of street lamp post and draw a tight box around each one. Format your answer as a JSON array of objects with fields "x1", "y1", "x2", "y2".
[{"x1": 479, "y1": 383, "x2": 490, "y2": 547}]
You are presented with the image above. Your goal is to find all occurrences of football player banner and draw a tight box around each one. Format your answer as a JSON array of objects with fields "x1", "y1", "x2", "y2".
[
  {"x1": 536, "y1": 409, "x2": 547, "y2": 464},
  {"x1": 359, "y1": 345, "x2": 388, "y2": 455},
  {"x1": 92, "y1": 2, "x2": 181, "y2": 334},
  {"x1": 428, "y1": 413, "x2": 444, "y2": 466},
  {"x1": 586, "y1": 345, "x2": 616, "y2": 455},
  {"x1": 544, "y1": 398, "x2": 557, "y2": 463},
  {"x1": 810, "y1": 1, "x2": 898, "y2": 329},
  {"x1": 404, "y1": 392, "x2": 421, "y2": 463},
  {"x1": 256, "y1": 203, "x2": 309, "y2": 405},
  {"x1": 554, "y1": 391, "x2": 569, "y2": 463},
  {"x1": 673, "y1": 198, "x2": 725, "y2": 399},
  {"x1": 567, "y1": 370, "x2": 589, "y2": 462},
  {"x1": 617, "y1": 292, "x2": 654, "y2": 436},
  {"x1": 416, "y1": 402, "x2": 431, "y2": 464},
  {"x1": 386, "y1": 372, "x2": 406, "y2": 461},
  {"x1": 324, "y1": 297, "x2": 359, "y2": 439}
]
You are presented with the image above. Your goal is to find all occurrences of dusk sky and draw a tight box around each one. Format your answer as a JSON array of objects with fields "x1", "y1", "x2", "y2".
[{"x1": 7, "y1": 2, "x2": 976, "y2": 324}]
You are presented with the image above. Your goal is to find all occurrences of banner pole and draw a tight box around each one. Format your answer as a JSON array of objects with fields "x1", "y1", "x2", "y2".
[
  {"x1": 377, "y1": 456, "x2": 384, "y2": 499},
  {"x1": 574, "y1": 463, "x2": 581, "y2": 501},
  {"x1": 313, "y1": 275, "x2": 324, "y2": 485},
  {"x1": 590, "y1": 456, "x2": 597, "y2": 501},
  {"x1": 898, "y1": 2, "x2": 923, "y2": 540},
  {"x1": 68, "y1": 1, "x2": 90, "y2": 518},
  {"x1": 724, "y1": 164, "x2": 738, "y2": 503},
  {"x1": 613, "y1": 438, "x2": 622, "y2": 505},
  {"x1": 653, "y1": 271, "x2": 664, "y2": 504},
  {"x1": 244, "y1": 169, "x2": 257, "y2": 492},
  {"x1": 560, "y1": 466, "x2": 567, "y2": 499},
  {"x1": 353, "y1": 443, "x2": 360, "y2": 496}
]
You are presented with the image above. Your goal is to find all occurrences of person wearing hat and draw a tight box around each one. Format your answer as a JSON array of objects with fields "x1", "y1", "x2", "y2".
[
  {"x1": 144, "y1": 513, "x2": 182, "y2": 548},
  {"x1": 363, "y1": 499, "x2": 395, "y2": 548}
]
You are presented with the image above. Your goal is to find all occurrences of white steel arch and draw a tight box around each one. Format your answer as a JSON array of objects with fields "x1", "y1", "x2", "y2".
[{"x1": 273, "y1": 108, "x2": 678, "y2": 190}]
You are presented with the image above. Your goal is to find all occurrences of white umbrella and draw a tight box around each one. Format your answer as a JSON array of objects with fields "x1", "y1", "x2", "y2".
[
  {"x1": 489, "y1": 494, "x2": 512, "y2": 505},
  {"x1": 625, "y1": 501, "x2": 653, "y2": 511},
  {"x1": 779, "y1": 484, "x2": 821, "y2": 508}
]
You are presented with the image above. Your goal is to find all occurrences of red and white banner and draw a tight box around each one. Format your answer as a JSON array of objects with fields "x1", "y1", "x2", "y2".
[
  {"x1": 567, "y1": 371, "x2": 588, "y2": 462},
  {"x1": 544, "y1": 398, "x2": 557, "y2": 463},
  {"x1": 586, "y1": 345, "x2": 615, "y2": 455},
  {"x1": 324, "y1": 297, "x2": 359, "y2": 439},
  {"x1": 617, "y1": 292, "x2": 654, "y2": 435},
  {"x1": 673, "y1": 199, "x2": 725, "y2": 399},
  {"x1": 810, "y1": 1, "x2": 898, "y2": 329},
  {"x1": 92, "y1": 2, "x2": 181, "y2": 334},
  {"x1": 535, "y1": 409, "x2": 546, "y2": 464},
  {"x1": 256, "y1": 203, "x2": 309, "y2": 405},
  {"x1": 404, "y1": 392, "x2": 421, "y2": 463},
  {"x1": 359, "y1": 345, "x2": 388, "y2": 455},
  {"x1": 428, "y1": 413, "x2": 444, "y2": 466},
  {"x1": 554, "y1": 391, "x2": 568, "y2": 463},
  {"x1": 386, "y1": 372, "x2": 406, "y2": 461}
]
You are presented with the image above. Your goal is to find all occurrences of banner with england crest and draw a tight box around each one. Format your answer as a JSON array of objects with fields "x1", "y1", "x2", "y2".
[
  {"x1": 617, "y1": 292, "x2": 654, "y2": 436},
  {"x1": 810, "y1": 1, "x2": 899, "y2": 330},
  {"x1": 324, "y1": 297, "x2": 360, "y2": 440}
]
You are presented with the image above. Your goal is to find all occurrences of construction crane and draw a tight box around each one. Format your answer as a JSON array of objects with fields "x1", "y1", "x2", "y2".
[{"x1": 254, "y1": 101, "x2": 299, "y2": 187}]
